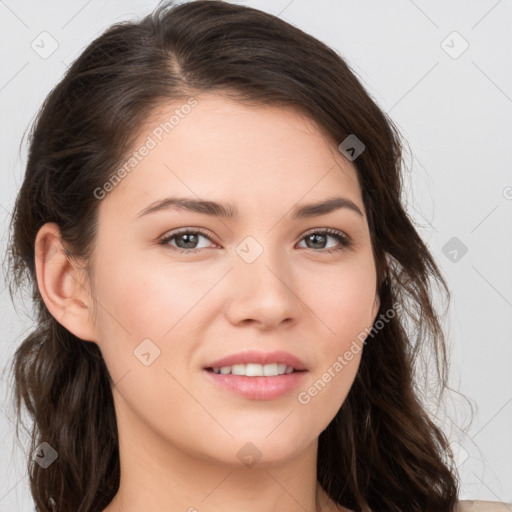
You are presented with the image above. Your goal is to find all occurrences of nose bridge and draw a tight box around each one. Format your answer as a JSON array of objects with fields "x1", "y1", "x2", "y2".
[
  {"x1": 236, "y1": 233, "x2": 290, "y2": 291},
  {"x1": 225, "y1": 233, "x2": 300, "y2": 325}
]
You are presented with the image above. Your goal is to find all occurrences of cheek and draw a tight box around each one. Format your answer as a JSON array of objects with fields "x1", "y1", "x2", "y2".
[
  {"x1": 93, "y1": 251, "x2": 208, "y2": 338},
  {"x1": 90, "y1": 250, "x2": 219, "y2": 388},
  {"x1": 89, "y1": 257, "x2": 205, "y2": 435},
  {"x1": 297, "y1": 258, "x2": 376, "y2": 414},
  {"x1": 310, "y1": 256, "x2": 377, "y2": 341}
]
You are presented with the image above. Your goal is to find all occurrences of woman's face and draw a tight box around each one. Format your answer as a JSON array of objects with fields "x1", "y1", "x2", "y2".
[{"x1": 87, "y1": 93, "x2": 380, "y2": 467}]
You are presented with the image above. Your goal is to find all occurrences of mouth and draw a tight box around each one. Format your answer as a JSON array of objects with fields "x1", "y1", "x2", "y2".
[
  {"x1": 202, "y1": 351, "x2": 308, "y2": 400},
  {"x1": 205, "y1": 363, "x2": 304, "y2": 377}
]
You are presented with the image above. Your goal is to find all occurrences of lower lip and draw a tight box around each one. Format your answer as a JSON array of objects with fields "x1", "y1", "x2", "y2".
[{"x1": 203, "y1": 369, "x2": 308, "y2": 400}]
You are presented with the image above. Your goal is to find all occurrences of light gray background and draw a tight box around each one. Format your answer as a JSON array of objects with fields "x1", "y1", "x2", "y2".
[{"x1": 1, "y1": 0, "x2": 511, "y2": 510}]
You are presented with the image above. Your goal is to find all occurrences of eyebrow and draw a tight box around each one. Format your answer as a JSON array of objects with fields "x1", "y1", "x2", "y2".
[{"x1": 135, "y1": 196, "x2": 364, "y2": 220}]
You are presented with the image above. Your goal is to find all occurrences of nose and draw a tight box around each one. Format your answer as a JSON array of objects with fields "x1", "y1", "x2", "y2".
[{"x1": 223, "y1": 240, "x2": 302, "y2": 330}]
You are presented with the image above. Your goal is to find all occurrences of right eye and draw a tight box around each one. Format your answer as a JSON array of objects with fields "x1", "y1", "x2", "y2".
[{"x1": 159, "y1": 228, "x2": 218, "y2": 255}]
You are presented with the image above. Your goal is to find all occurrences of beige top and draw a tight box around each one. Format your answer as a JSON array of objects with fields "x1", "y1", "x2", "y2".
[{"x1": 457, "y1": 501, "x2": 512, "y2": 511}]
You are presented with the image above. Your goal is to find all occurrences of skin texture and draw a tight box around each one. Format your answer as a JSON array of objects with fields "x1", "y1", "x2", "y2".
[{"x1": 35, "y1": 93, "x2": 380, "y2": 512}]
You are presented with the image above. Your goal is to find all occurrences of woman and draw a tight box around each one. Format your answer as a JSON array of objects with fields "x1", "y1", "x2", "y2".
[{"x1": 5, "y1": 1, "x2": 510, "y2": 511}]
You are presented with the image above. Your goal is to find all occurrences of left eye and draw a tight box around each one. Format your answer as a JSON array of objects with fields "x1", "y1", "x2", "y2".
[
  {"x1": 159, "y1": 228, "x2": 352, "y2": 255},
  {"x1": 298, "y1": 229, "x2": 352, "y2": 252}
]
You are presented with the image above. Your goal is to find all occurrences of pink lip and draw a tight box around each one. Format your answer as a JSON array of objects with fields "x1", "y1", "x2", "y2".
[
  {"x1": 203, "y1": 371, "x2": 307, "y2": 400},
  {"x1": 204, "y1": 350, "x2": 307, "y2": 371}
]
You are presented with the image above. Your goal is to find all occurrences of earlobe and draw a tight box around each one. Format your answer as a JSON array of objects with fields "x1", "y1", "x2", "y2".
[{"x1": 34, "y1": 222, "x2": 97, "y2": 342}]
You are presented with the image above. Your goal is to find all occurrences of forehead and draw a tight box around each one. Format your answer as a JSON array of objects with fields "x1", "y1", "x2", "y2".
[{"x1": 99, "y1": 93, "x2": 363, "y2": 220}]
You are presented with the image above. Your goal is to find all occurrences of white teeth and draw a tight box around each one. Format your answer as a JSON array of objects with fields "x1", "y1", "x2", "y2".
[
  {"x1": 210, "y1": 363, "x2": 296, "y2": 376},
  {"x1": 231, "y1": 364, "x2": 246, "y2": 375},
  {"x1": 263, "y1": 363, "x2": 278, "y2": 376},
  {"x1": 245, "y1": 363, "x2": 263, "y2": 376}
]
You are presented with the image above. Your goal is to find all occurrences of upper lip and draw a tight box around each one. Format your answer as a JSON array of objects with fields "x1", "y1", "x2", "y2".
[{"x1": 205, "y1": 350, "x2": 308, "y2": 371}]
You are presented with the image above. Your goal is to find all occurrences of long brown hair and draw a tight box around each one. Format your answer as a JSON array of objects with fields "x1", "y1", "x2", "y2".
[{"x1": 4, "y1": 1, "x2": 460, "y2": 510}]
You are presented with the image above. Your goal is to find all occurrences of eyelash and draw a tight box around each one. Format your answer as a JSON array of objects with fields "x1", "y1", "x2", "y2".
[{"x1": 158, "y1": 227, "x2": 353, "y2": 255}]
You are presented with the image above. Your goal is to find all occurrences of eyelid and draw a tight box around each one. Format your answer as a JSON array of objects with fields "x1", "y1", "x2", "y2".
[
  {"x1": 301, "y1": 226, "x2": 351, "y2": 241},
  {"x1": 159, "y1": 226, "x2": 217, "y2": 241}
]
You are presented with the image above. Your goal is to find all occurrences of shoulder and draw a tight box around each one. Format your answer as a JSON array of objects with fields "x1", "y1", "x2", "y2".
[{"x1": 456, "y1": 500, "x2": 512, "y2": 512}]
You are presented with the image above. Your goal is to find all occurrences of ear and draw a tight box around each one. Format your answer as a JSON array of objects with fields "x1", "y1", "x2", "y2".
[{"x1": 34, "y1": 222, "x2": 98, "y2": 342}]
